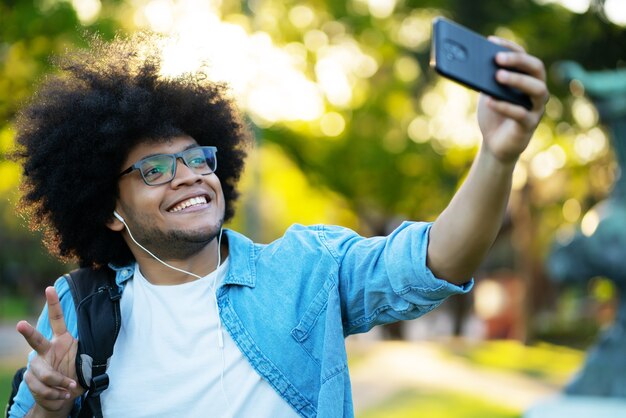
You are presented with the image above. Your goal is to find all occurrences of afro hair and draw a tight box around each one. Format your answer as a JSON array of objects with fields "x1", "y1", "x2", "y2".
[{"x1": 14, "y1": 32, "x2": 252, "y2": 268}]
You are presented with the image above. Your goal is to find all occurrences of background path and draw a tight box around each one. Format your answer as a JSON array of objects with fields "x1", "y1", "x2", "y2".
[{"x1": 348, "y1": 340, "x2": 562, "y2": 414}]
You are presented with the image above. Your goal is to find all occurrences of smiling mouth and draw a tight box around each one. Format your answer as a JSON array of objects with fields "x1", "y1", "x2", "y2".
[{"x1": 168, "y1": 196, "x2": 209, "y2": 213}]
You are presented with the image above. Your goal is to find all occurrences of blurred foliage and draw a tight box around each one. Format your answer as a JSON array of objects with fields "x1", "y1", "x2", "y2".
[
  {"x1": 0, "y1": 0, "x2": 126, "y2": 311},
  {"x1": 0, "y1": 295, "x2": 30, "y2": 321},
  {"x1": 532, "y1": 281, "x2": 617, "y2": 348},
  {"x1": 241, "y1": 0, "x2": 626, "y2": 238},
  {"x1": 1, "y1": 0, "x2": 625, "y2": 340}
]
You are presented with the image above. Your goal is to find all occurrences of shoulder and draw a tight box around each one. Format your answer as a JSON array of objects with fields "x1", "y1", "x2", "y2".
[
  {"x1": 53, "y1": 274, "x2": 73, "y2": 299},
  {"x1": 34, "y1": 274, "x2": 79, "y2": 340},
  {"x1": 276, "y1": 223, "x2": 359, "y2": 246}
]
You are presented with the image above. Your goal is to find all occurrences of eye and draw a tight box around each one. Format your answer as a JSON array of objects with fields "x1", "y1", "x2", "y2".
[
  {"x1": 188, "y1": 157, "x2": 208, "y2": 168},
  {"x1": 142, "y1": 163, "x2": 168, "y2": 181}
]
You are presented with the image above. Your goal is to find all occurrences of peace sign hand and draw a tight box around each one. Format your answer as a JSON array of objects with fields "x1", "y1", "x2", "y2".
[{"x1": 16, "y1": 287, "x2": 84, "y2": 416}]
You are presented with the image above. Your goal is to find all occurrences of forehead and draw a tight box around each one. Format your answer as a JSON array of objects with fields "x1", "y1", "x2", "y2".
[{"x1": 125, "y1": 135, "x2": 199, "y2": 164}]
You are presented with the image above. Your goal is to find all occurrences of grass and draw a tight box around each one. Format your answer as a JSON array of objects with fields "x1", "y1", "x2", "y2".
[
  {"x1": 1, "y1": 366, "x2": 18, "y2": 414},
  {"x1": 445, "y1": 339, "x2": 584, "y2": 386},
  {"x1": 352, "y1": 339, "x2": 585, "y2": 417},
  {"x1": 357, "y1": 388, "x2": 520, "y2": 418}
]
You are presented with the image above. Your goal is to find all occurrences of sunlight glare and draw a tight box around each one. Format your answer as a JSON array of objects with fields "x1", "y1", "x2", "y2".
[
  {"x1": 530, "y1": 145, "x2": 566, "y2": 179},
  {"x1": 420, "y1": 90, "x2": 444, "y2": 117},
  {"x1": 354, "y1": 55, "x2": 378, "y2": 79},
  {"x1": 407, "y1": 116, "x2": 430, "y2": 144},
  {"x1": 289, "y1": 5, "x2": 316, "y2": 29},
  {"x1": 367, "y1": 0, "x2": 397, "y2": 19},
  {"x1": 574, "y1": 128, "x2": 608, "y2": 163},
  {"x1": 304, "y1": 30, "x2": 329, "y2": 52},
  {"x1": 320, "y1": 112, "x2": 346, "y2": 137},
  {"x1": 604, "y1": 0, "x2": 626, "y2": 26},
  {"x1": 581, "y1": 209, "x2": 599, "y2": 236},
  {"x1": 394, "y1": 56, "x2": 420, "y2": 82},
  {"x1": 533, "y1": 0, "x2": 590, "y2": 14},
  {"x1": 316, "y1": 58, "x2": 352, "y2": 107},
  {"x1": 572, "y1": 97, "x2": 598, "y2": 129},
  {"x1": 71, "y1": 0, "x2": 101, "y2": 24},
  {"x1": 396, "y1": 12, "x2": 433, "y2": 50},
  {"x1": 474, "y1": 280, "x2": 507, "y2": 319},
  {"x1": 560, "y1": 0, "x2": 590, "y2": 13},
  {"x1": 353, "y1": 0, "x2": 396, "y2": 19},
  {"x1": 424, "y1": 81, "x2": 479, "y2": 150},
  {"x1": 315, "y1": 41, "x2": 378, "y2": 108},
  {"x1": 160, "y1": 41, "x2": 204, "y2": 78},
  {"x1": 143, "y1": 0, "x2": 175, "y2": 33},
  {"x1": 283, "y1": 42, "x2": 308, "y2": 71},
  {"x1": 134, "y1": 0, "x2": 325, "y2": 124}
]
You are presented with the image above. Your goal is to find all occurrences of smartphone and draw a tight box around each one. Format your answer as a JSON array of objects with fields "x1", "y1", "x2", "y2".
[{"x1": 430, "y1": 17, "x2": 532, "y2": 110}]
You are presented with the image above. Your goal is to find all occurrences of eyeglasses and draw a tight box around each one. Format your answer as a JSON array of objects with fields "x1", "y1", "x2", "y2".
[{"x1": 119, "y1": 146, "x2": 217, "y2": 186}]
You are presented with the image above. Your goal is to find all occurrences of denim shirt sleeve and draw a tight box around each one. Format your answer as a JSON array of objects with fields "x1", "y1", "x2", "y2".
[
  {"x1": 8, "y1": 276, "x2": 79, "y2": 418},
  {"x1": 319, "y1": 221, "x2": 473, "y2": 335}
]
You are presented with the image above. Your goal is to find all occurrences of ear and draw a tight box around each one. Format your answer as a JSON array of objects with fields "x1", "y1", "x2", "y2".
[{"x1": 106, "y1": 209, "x2": 125, "y2": 232}]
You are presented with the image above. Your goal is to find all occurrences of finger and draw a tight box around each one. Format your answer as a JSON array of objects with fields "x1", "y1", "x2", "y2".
[
  {"x1": 495, "y1": 51, "x2": 546, "y2": 81},
  {"x1": 45, "y1": 286, "x2": 68, "y2": 337},
  {"x1": 485, "y1": 95, "x2": 533, "y2": 125},
  {"x1": 496, "y1": 69, "x2": 549, "y2": 108},
  {"x1": 488, "y1": 36, "x2": 525, "y2": 53},
  {"x1": 24, "y1": 370, "x2": 71, "y2": 401},
  {"x1": 29, "y1": 358, "x2": 77, "y2": 392},
  {"x1": 16, "y1": 320, "x2": 51, "y2": 355}
]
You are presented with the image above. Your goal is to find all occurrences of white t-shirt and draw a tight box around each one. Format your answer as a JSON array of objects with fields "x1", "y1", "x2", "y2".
[{"x1": 101, "y1": 259, "x2": 300, "y2": 418}]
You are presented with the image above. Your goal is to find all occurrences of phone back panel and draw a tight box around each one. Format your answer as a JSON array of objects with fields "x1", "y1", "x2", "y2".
[{"x1": 431, "y1": 17, "x2": 532, "y2": 110}]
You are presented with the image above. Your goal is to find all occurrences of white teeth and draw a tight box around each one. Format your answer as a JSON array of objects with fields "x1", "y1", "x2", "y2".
[{"x1": 169, "y1": 196, "x2": 208, "y2": 212}]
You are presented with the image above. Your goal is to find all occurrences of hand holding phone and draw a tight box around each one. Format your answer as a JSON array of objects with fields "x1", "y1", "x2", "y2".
[{"x1": 430, "y1": 17, "x2": 532, "y2": 110}]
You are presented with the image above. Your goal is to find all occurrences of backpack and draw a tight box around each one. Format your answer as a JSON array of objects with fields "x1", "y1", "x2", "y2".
[{"x1": 5, "y1": 267, "x2": 122, "y2": 418}]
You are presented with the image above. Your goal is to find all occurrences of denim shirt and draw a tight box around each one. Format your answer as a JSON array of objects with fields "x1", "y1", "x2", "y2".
[{"x1": 9, "y1": 221, "x2": 472, "y2": 418}]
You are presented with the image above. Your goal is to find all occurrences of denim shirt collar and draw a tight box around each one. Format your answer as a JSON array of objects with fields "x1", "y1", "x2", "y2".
[{"x1": 107, "y1": 228, "x2": 256, "y2": 288}]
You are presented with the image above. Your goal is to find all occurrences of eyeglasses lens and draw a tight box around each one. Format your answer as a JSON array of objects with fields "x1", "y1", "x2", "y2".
[
  {"x1": 184, "y1": 147, "x2": 216, "y2": 173},
  {"x1": 140, "y1": 155, "x2": 175, "y2": 185},
  {"x1": 139, "y1": 147, "x2": 216, "y2": 185}
]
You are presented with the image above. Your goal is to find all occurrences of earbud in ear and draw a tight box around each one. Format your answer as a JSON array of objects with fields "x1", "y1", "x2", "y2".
[{"x1": 113, "y1": 211, "x2": 124, "y2": 223}]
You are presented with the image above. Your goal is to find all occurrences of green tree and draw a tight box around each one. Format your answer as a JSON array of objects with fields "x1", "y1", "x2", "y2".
[
  {"x1": 2, "y1": 0, "x2": 625, "y2": 340},
  {"x1": 0, "y1": 0, "x2": 123, "y2": 310},
  {"x1": 229, "y1": 0, "x2": 626, "y2": 339}
]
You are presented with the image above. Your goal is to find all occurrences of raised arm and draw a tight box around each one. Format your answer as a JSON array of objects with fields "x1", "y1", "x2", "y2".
[
  {"x1": 427, "y1": 38, "x2": 548, "y2": 285},
  {"x1": 13, "y1": 287, "x2": 83, "y2": 418}
]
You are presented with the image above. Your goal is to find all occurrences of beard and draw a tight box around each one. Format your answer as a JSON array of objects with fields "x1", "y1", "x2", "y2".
[{"x1": 122, "y1": 208, "x2": 223, "y2": 261}]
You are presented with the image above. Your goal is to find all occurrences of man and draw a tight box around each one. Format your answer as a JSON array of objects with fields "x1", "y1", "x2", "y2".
[{"x1": 8, "y1": 30, "x2": 547, "y2": 418}]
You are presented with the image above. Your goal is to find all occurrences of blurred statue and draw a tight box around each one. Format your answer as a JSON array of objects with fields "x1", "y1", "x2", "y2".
[{"x1": 547, "y1": 61, "x2": 626, "y2": 397}]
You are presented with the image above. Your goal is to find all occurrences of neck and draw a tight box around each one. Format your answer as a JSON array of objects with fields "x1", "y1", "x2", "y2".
[{"x1": 135, "y1": 232, "x2": 226, "y2": 286}]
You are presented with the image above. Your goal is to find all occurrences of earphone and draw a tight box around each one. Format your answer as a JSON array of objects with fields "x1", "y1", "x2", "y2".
[
  {"x1": 113, "y1": 210, "x2": 124, "y2": 222},
  {"x1": 113, "y1": 209, "x2": 232, "y2": 414}
]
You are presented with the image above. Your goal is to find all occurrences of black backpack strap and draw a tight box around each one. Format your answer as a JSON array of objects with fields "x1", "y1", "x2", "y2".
[{"x1": 65, "y1": 267, "x2": 121, "y2": 418}]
